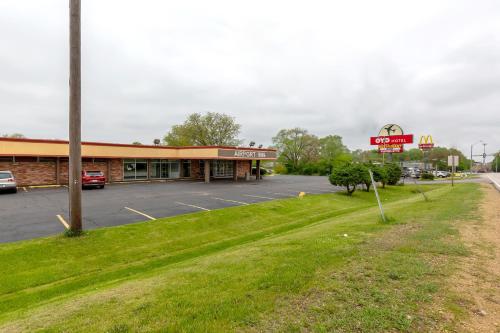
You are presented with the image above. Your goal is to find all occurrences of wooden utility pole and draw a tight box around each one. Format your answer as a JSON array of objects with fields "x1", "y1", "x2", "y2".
[{"x1": 69, "y1": 0, "x2": 82, "y2": 232}]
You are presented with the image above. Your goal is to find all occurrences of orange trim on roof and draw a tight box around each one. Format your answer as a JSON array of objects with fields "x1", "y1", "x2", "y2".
[{"x1": 0, "y1": 137, "x2": 276, "y2": 152}]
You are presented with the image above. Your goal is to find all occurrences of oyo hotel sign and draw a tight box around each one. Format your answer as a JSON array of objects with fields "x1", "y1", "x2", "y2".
[
  {"x1": 418, "y1": 135, "x2": 434, "y2": 150},
  {"x1": 370, "y1": 124, "x2": 413, "y2": 154}
]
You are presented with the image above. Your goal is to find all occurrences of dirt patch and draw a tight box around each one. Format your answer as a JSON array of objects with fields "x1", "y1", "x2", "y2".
[{"x1": 450, "y1": 185, "x2": 500, "y2": 332}]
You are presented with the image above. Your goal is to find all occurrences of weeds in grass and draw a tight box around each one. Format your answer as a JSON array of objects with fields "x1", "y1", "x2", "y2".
[{"x1": 63, "y1": 229, "x2": 85, "y2": 238}]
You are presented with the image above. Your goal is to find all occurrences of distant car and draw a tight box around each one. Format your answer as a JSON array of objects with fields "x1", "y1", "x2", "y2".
[
  {"x1": 402, "y1": 168, "x2": 410, "y2": 178},
  {"x1": 0, "y1": 171, "x2": 17, "y2": 193},
  {"x1": 251, "y1": 167, "x2": 270, "y2": 176},
  {"x1": 435, "y1": 171, "x2": 449, "y2": 178},
  {"x1": 82, "y1": 170, "x2": 106, "y2": 189},
  {"x1": 409, "y1": 168, "x2": 421, "y2": 178}
]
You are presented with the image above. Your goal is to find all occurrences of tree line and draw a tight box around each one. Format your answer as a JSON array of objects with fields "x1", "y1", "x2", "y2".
[
  {"x1": 2, "y1": 112, "x2": 478, "y2": 173},
  {"x1": 158, "y1": 114, "x2": 475, "y2": 174}
]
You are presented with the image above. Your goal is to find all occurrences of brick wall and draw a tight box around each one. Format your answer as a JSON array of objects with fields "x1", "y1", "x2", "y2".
[
  {"x1": 109, "y1": 159, "x2": 123, "y2": 182},
  {"x1": 191, "y1": 160, "x2": 201, "y2": 179},
  {"x1": 0, "y1": 161, "x2": 56, "y2": 186},
  {"x1": 236, "y1": 160, "x2": 251, "y2": 178},
  {"x1": 60, "y1": 159, "x2": 123, "y2": 184},
  {"x1": 1, "y1": 158, "x2": 252, "y2": 186},
  {"x1": 0, "y1": 158, "x2": 124, "y2": 186}
]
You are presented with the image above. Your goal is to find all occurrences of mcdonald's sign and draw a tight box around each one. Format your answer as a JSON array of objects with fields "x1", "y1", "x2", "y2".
[{"x1": 418, "y1": 135, "x2": 434, "y2": 150}]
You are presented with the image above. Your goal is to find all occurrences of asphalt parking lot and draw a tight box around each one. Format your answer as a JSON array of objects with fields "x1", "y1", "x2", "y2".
[{"x1": 0, "y1": 175, "x2": 340, "y2": 243}]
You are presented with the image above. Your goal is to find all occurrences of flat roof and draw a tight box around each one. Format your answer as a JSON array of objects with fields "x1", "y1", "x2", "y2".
[{"x1": 0, "y1": 138, "x2": 277, "y2": 160}]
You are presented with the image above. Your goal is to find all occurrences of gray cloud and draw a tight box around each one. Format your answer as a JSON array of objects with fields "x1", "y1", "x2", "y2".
[{"x1": 0, "y1": 0, "x2": 499, "y2": 161}]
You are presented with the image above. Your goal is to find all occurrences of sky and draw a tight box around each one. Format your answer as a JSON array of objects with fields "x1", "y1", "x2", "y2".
[{"x1": 0, "y1": 0, "x2": 499, "y2": 161}]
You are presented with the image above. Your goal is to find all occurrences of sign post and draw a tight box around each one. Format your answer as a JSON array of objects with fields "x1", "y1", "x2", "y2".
[
  {"x1": 448, "y1": 156, "x2": 459, "y2": 187},
  {"x1": 368, "y1": 169, "x2": 386, "y2": 222}
]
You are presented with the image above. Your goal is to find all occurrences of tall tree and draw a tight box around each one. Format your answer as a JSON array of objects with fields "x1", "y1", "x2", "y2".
[
  {"x1": 319, "y1": 135, "x2": 349, "y2": 161},
  {"x1": 272, "y1": 128, "x2": 320, "y2": 171},
  {"x1": 492, "y1": 152, "x2": 500, "y2": 172},
  {"x1": 163, "y1": 112, "x2": 241, "y2": 146}
]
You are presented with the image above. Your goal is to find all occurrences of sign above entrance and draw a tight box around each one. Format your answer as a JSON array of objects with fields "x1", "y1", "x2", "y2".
[{"x1": 218, "y1": 149, "x2": 277, "y2": 159}]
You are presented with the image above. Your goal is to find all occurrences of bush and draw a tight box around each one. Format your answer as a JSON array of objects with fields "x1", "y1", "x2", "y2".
[
  {"x1": 421, "y1": 172, "x2": 434, "y2": 180},
  {"x1": 385, "y1": 163, "x2": 402, "y2": 185},
  {"x1": 273, "y1": 164, "x2": 288, "y2": 174},
  {"x1": 301, "y1": 164, "x2": 316, "y2": 175},
  {"x1": 329, "y1": 163, "x2": 368, "y2": 195},
  {"x1": 371, "y1": 164, "x2": 388, "y2": 188}
]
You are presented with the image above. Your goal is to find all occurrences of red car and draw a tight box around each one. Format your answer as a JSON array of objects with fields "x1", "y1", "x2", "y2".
[{"x1": 82, "y1": 170, "x2": 106, "y2": 189}]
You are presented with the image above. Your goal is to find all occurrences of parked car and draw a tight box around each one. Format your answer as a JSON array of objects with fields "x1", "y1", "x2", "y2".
[
  {"x1": 408, "y1": 168, "x2": 421, "y2": 178},
  {"x1": 0, "y1": 171, "x2": 17, "y2": 193},
  {"x1": 434, "y1": 170, "x2": 449, "y2": 178},
  {"x1": 82, "y1": 170, "x2": 106, "y2": 189},
  {"x1": 251, "y1": 167, "x2": 270, "y2": 176}
]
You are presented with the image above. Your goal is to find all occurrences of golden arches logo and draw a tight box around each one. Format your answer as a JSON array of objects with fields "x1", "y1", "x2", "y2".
[{"x1": 419, "y1": 135, "x2": 433, "y2": 145}]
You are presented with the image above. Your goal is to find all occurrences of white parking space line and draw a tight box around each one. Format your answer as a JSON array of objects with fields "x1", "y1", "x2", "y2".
[
  {"x1": 271, "y1": 192, "x2": 295, "y2": 197},
  {"x1": 311, "y1": 189, "x2": 336, "y2": 193},
  {"x1": 56, "y1": 214, "x2": 69, "y2": 229},
  {"x1": 175, "y1": 201, "x2": 211, "y2": 211},
  {"x1": 243, "y1": 194, "x2": 276, "y2": 200},
  {"x1": 124, "y1": 207, "x2": 157, "y2": 220},
  {"x1": 213, "y1": 197, "x2": 250, "y2": 205}
]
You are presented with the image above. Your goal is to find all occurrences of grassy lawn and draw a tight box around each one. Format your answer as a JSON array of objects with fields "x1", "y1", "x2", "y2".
[{"x1": 0, "y1": 183, "x2": 480, "y2": 332}]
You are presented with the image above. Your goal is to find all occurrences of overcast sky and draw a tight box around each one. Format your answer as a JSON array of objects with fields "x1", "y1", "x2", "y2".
[{"x1": 0, "y1": 0, "x2": 499, "y2": 160}]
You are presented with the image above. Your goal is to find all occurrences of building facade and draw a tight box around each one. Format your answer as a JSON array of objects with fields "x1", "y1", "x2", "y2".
[{"x1": 0, "y1": 138, "x2": 277, "y2": 186}]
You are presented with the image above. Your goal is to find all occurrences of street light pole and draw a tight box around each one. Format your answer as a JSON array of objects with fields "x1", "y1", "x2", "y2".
[
  {"x1": 482, "y1": 143, "x2": 487, "y2": 167},
  {"x1": 470, "y1": 140, "x2": 482, "y2": 173},
  {"x1": 69, "y1": 0, "x2": 82, "y2": 233}
]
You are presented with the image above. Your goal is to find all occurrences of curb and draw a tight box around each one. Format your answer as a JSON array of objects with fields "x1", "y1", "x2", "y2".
[{"x1": 487, "y1": 176, "x2": 500, "y2": 192}]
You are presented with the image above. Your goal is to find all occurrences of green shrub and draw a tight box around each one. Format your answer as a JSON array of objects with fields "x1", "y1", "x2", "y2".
[
  {"x1": 421, "y1": 172, "x2": 435, "y2": 180},
  {"x1": 371, "y1": 164, "x2": 388, "y2": 188},
  {"x1": 273, "y1": 164, "x2": 288, "y2": 174},
  {"x1": 329, "y1": 163, "x2": 367, "y2": 195},
  {"x1": 301, "y1": 164, "x2": 316, "y2": 175},
  {"x1": 385, "y1": 163, "x2": 402, "y2": 185}
]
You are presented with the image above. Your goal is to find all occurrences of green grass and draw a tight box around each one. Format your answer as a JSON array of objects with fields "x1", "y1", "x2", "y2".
[{"x1": 0, "y1": 184, "x2": 480, "y2": 332}]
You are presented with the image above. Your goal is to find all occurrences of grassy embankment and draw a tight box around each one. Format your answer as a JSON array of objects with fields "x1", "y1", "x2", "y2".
[{"x1": 0, "y1": 183, "x2": 480, "y2": 332}]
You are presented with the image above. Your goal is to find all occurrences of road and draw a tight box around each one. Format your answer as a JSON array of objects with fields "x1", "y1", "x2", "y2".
[
  {"x1": 0, "y1": 175, "x2": 341, "y2": 243},
  {"x1": 484, "y1": 173, "x2": 500, "y2": 191}
]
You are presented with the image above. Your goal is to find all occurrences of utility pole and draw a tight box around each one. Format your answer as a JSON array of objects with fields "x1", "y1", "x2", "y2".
[
  {"x1": 470, "y1": 140, "x2": 483, "y2": 173},
  {"x1": 69, "y1": 0, "x2": 82, "y2": 232},
  {"x1": 482, "y1": 143, "x2": 487, "y2": 168}
]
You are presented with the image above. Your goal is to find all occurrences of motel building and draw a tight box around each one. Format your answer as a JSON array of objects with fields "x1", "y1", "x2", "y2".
[{"x1": 0, "y1": 138, "x2": 277, "y2": 186}]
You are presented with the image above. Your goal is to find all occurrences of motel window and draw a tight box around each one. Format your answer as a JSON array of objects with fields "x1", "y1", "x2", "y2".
[
  {"x1": 200, "y1": 160, "x2": 233, "y2": 178},
  {"x1": 182, "y1": 160, "x2": 191, "y2": 178},
  {"x1": 123, "y1": 159, "x2": 148, "y2": 180},
  {"x1": 150, "y1": 160, "x2": 180, "y2": 179},
  {"x1": 214, "y1": 160, "x2": 233, "y2": 178}
]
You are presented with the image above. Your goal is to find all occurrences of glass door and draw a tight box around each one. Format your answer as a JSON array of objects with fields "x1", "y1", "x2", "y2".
[{"x1": 169, "y1": 161, "x2": 180, "y2": 178}]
